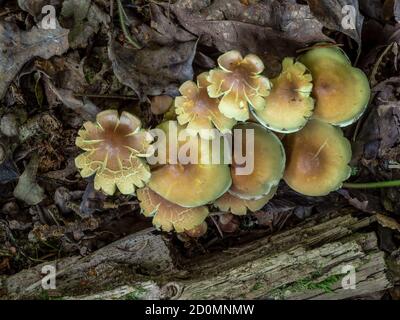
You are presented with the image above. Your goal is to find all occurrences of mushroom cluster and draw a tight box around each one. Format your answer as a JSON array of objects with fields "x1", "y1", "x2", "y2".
[{"x1": 75, "y1": 45, "x2": 370, "y2": 236}]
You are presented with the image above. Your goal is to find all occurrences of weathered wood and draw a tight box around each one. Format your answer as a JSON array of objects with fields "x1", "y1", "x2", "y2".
[
  {"x1": 0, "y1": 210, "x2": 394, "y2": 300},
  {"x1": 1, "y1": 228, "x2": 175, "y2": 299}
]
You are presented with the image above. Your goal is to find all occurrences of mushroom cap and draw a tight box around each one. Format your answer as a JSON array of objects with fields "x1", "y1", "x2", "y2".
[
  {"x1": 214, "y1": 186, "x2": 277, "y2": 216},
  {"x1": 175, "y1": 72, "x2": 236, "y2": 139},
  {"x1": 229, "y1": 122, "x2": 285, "y2": 200},
  {"x1": 151, "y1": 95, "x2": 173, "y2": 115},
  {"x1": 253, "y1": 58, "x2": 314, "y2": 133},
  {"x1": 75, "y1": 110, "x2": 153, "y2": 195},
  {"x1": 148, "y1": 121, "x2": 232, "y2": 208},
  {"x1": 207, "y1": 50, "x2": 271, "y2": 122},
  {"x1": 185, "y1": 222, "x2": 208, "y2": 238},
  {"x1": 299, "y1": 46, "x2": 370, "y2": 127},
  {"x1": 283, "y1": 119, "x2": 352, "y2": 196},
  {"x1": 149, "y1": 164, "x2": 231, "y2": 207},
  {"x1": 137, "y1": 187, "x2": 208, "y2": 233}
]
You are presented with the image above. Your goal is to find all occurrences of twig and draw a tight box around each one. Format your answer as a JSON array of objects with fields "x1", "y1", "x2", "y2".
[
  {"x1": 209, "y1": 216, "x2": 224, "y2": 239},
  {"x1": 74, "y1": 93, "x2": 138, "y2": 100},
  {"x1": 116, "y1": 0, "x2": 142, "y2": 49}
]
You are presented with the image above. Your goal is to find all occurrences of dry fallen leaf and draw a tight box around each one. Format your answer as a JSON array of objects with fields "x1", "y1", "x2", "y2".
[
  {"x1": 13, "y1": 154, "x2": 45, "y2": 206},
  {"x1": 376, "y1": 213, "x2": 400, "y2": 232},
  {"x1": 0, "y1": 22, "x2": 69, "y2": 99},
  {"x1": 61, "y1": 0, "x2": 109, "y2": 49},
  {"x1": 108, "y1": 39, "x2": 198, "y2": 99},
  {"x1": 18, "y1": 0, "x2": 62, "y2": 18},
  {"x1": 168, "y1": 0, "x2": 329, "y2": 74},
  {"x1": 307, "y1": 0, "x2": 364, "y2": 49}
]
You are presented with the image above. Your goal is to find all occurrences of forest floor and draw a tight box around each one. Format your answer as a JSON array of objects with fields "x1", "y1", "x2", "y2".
[{"x1": 1, "y1": 0, "x2": 400, "y2": 300}]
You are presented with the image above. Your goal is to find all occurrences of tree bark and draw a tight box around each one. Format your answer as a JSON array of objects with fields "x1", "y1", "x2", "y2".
[{"x1": 0, "y1": 209, "x2": 394, "y2": 300}]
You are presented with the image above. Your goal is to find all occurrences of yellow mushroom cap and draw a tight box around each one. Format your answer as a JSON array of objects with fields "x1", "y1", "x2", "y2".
[
  {"x1": 299, "y1": 46, "x2": 370, "y2": 127},
  {"x1": 137, "y1": 187, "x2": 208, "y2": 233},
  {"x1": 214, "y1": 186, "x2": 277, "y2": 216},
  {"x1": 148, "y1": 121, "x2": 232, "y2": 208},
  {"x1": 75, "y1": 110, "x2": 153, "y2": 195},
  {"x1": 283, "y1": 119, "x2": 352, "y2": 196},
  {"x1": 253, "y1": 58, "x2": 314, "y2": 133},
  {"x1": 229, "y1": 122, "x2": 285, "y2": 200},
  {"x1": 175, "y1": 72, "x2": 236, "y2": 139},
  {"x1": 207, "y1": 50, "x2": 271, "y2": 122}
]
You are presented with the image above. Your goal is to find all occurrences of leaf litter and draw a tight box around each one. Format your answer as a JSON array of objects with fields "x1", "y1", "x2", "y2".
[{"x1": 0, "y1": 0, "x2": 399, "y2": 299}]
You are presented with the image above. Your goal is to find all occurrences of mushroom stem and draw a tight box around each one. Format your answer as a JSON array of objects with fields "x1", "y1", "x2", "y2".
[{"x1": 343, "y1": 180, "x2": 400, "y2": 189}]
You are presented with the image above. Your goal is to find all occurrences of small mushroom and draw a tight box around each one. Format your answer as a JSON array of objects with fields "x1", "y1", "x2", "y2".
[
  {"x1": 253, "y1": 58, "x2": 314, "y2": 133},
  {"x1": 217, "y1": 213, "x2": 240, "y2": 233},
  {"x1": 230, "y1": 122, "x2": 285, "y2": 200},
  {"x1": 207, "y1": 50, "x2": 271, "y2": 122},
  {"x1": 214, "y1": 187, "x2": 277, "y2": 216},
  {"x1": 299, "y1": 46, "x2": 370, "y2": 127},
  {"x1": 148, "y1": 121, "x2": 232, "y2": 207},
  {"x1": 75, "y1": 110, "x2": 153, "y2": 195},
  {"x1": 283, "y1": 119, "x2": 352, "y2": 196},
  {"x1": 151, "y1": 95, "x2": 174, "y2": 115},
  {"x1": 137, "y1": 187, "x2": 208, "y2": 233},
  {"x1": 175, "y1": 72, "x2": 236, "y2": 139}
]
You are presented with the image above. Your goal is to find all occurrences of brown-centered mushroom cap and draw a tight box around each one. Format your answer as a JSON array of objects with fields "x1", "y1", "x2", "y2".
[
  {"x1": 175, "y1": 72, "x2": 236, "y2": 139},
  {"x1": 148, "y1": 121, "x2": 232, "y2": 207},
  {"x1": 207, "y1": 51, "x2": 272, "y2": 122},
  {"x1": 75, "y1": 110, "x2": 153, "y2": 195},
  {"x1": 253, "y1": 57, "x2": 314, "y2": 133},
  {"x1": 299, "y1": 46, "x2": 370, "y2": 127},
  {"x1": 283, "y1": 119, "x2": 352, "y2": 196}
]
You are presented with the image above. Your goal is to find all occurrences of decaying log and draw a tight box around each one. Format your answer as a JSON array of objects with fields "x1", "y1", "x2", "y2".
[{"x1": 0, "y1": 209, "x2": 394, "y2": 300}]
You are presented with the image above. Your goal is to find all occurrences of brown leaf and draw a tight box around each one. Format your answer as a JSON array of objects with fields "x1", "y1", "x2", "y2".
[
  {"x1": 168, "y1": 0, "x2": 329, "y2": 75},
  {"x1": 376, "y1": 213, "x2": 400, "y2": 232},
  {"x1": 108, "y1": 39, "x2": 198, "y2": 99},
  {"x1": 307, "y1": 0, "x2": 364, "y2": 48},
  {"x1": 60, "y1": 0, "x2": 110, "y2": 49},
  {"x1": 360, "y1": 0, "x2": 384, "y2": 20},
  {"x1": 0, "y1": 22, "x2": 69, "y2": 99},
  {"x1": 13, "y1": 154, "x2": 45, "y2": 206},
  {"x1": 354, "y1": 100, "x2": 400, "y2": 164},
  {"x1": 45, "y1": 79, "x2": 100, "y2": 121},
  {"x1": 18, "y1": 0, "x2": 62, "y2": 18}
]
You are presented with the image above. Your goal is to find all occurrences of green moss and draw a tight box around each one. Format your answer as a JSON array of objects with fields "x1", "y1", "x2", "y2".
[
  {"x1": 269, "y1": 274, "x2": 343, "y2": 299},
  {"x1": 123, "y1": 286, "x2": 148, "y2": 300},
  {"x1": 252, "y1": 282, "x2": 264, "y2": 291}
]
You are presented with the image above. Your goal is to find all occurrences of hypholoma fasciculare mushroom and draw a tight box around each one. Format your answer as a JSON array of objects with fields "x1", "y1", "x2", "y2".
[
  {"x1": 283, "y1": 119, "x2": 352, "y2": 196},
  {"x1": 75, "y1": 110, "x2": 153, "y2": 195},
  {"x1": 229, "y1": 122, "x2": 285, "y2": 200},
  {"x1": 253, "y1": 58, "x2": 314, "y2": 133},
  {"x1": 147, "y1": 121, "x2": 232, "y2": 208},
  {"x1": 299, "y1": 46, "x2": 371, "y2": 127},
  {"x1": 74, "y1": 47, "x2": 377, "y2": 235},
  {"x1": 175, "y1": 72, "x2": 237, "y2": 139},
  {"x1": 207, "y1": 50, "x2": 272, "y2": 122},
  {"x1": 137, "y1": 187, "x2": 209, "y2": 233}
]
